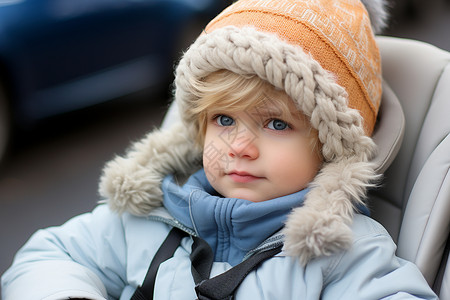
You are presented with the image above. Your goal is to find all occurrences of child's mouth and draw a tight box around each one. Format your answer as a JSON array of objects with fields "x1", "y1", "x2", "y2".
[{"x1": 228, "y1": 171, "x2": 263, "y2": 183}]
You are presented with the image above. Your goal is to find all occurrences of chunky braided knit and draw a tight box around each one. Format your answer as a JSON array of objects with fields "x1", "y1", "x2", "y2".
[{"x1": 176, "y1": 26, "x2": 376, "y2": 163}]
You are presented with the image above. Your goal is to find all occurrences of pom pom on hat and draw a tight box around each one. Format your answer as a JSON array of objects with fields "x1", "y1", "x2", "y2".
[{"x1": 361, "y1": 0, "x2": 389, "y2": 33}]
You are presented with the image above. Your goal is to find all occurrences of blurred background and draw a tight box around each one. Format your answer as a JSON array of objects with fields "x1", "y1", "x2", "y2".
[{"x1": 1, "y1": 0, "x2": 449, "y2": 289}]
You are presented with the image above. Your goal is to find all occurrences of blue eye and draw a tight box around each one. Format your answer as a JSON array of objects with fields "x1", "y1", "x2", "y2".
[
  {"x1": 216, "y1": 115, "x2": 235, "y2": 126},
  {"x1": 267, "y1": 119, "x2": 289, "y2": 130}
]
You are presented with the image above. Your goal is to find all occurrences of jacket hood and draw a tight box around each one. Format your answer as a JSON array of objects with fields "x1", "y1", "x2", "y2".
[{"x1": 98, "y1": 0, "x2": 389, "y2": 265}]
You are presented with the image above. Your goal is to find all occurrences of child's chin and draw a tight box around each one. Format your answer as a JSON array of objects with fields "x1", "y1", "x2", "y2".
[{"x1": 226, "y1": 191, "x2": 270, "y2": 202}]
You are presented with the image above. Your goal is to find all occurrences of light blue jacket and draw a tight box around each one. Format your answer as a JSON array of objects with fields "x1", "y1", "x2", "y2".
[{"x1": 1, "y1": 202, "x2": 438, "y2": 299}]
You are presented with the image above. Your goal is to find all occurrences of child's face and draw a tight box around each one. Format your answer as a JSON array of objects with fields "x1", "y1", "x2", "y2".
[{"x1": 203, "y1": 98, "x2": 322, "y2": 202}]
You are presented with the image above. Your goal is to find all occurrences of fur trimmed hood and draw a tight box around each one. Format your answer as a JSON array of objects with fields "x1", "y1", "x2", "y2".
[{"x1": 99, "y1": 0, "x2": 388, "y2": 265}]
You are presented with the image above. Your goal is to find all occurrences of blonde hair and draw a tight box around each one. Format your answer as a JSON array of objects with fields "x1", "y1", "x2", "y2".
[{"x1": 187, "y1": 70, "x2": 321, "y2": 157}]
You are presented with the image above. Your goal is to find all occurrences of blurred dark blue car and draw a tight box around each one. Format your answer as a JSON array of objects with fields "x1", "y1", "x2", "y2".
[{"x1": 0, "y1": 0, "x2": 225, "y2": 160}]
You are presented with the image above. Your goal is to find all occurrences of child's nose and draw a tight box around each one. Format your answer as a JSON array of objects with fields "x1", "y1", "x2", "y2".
[{"x1": 227, "y1": 130, "x2": 259, "y2": 159}]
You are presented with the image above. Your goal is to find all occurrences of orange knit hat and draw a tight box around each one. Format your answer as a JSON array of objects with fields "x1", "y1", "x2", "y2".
[{"x1": 205, "y1": 0, "x2": 382, "y2": 135}]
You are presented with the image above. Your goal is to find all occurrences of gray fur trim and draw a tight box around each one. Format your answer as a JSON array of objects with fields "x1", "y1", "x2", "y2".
[
  {"x1": 283, "y1": 159, "x2": 379, "y2": 264},
  {"x1": 98, "y1": 123, "x2": 202, "y2": 216}
]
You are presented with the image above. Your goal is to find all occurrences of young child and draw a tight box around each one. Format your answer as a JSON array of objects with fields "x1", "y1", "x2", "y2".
[{"x1": 1, "y1": 0, "x2": 439, "y2": 299}]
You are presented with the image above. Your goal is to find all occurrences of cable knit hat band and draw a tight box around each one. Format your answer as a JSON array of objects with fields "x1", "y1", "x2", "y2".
[
  {"x1": 175, "y1": 0, "x2": 385, "y2": 162},
  {"x1": 176, "y1": 25, "x2": 374, "y2": 163}
]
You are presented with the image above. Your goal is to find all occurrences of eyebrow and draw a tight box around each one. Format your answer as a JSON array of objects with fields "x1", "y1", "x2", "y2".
[
  {"x1": 250, "y1": 101, "x2": 282, "y2": 114},
  {"x1": 248, "y1": 106, "x2": 291, "y2": 122}
]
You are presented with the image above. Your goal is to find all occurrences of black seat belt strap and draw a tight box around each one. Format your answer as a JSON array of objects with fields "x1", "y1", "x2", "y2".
[
  {"x1": 131, "y1": 227, "x2": 188, "y2": 300},
  {"x1": 190, "y1": 237, "x2": 283, "y2": 300},
  {"x1": 132, "y1": 230, "x2": 282, "y2": 300},
  {"x1": 190, "y1": 236, "x2": 214, "y2": 285}
]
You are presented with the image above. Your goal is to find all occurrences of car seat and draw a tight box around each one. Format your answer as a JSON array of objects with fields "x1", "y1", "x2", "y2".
[
  {"x1": 160, "y1": 36, "x2": 450, "y2": 299},
  {"x1": 370, "y1": 36, "x2": 450, "y2": 299}
]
